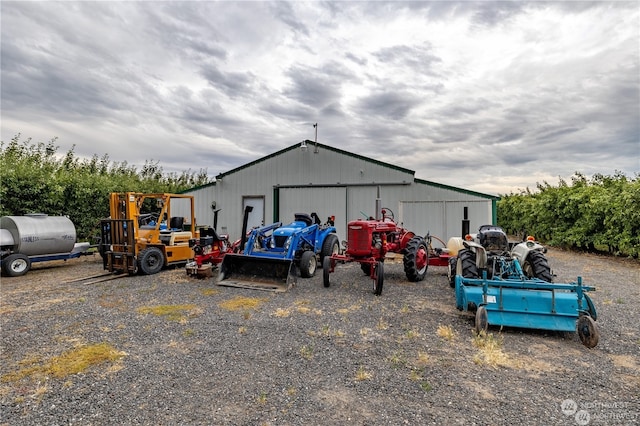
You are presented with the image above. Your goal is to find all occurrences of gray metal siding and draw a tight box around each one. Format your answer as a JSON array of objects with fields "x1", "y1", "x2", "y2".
[{"x1": 184, "y1": 145, "x2": 495, "y2": 242}]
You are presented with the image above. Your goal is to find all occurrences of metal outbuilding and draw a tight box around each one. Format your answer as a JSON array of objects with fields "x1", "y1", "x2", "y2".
[{"x1": 182, "y1": 141, "x2": 499, "y2": 243}]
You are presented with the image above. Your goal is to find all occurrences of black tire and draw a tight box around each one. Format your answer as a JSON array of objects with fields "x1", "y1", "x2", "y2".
[
  {"x1": 361, "y1": 262, "x2": 371, "y2": 276},
  {"x1": 523, "y1": 251, "x2": 553, "y2": 282},
  {"x1": 448, "y1": 257, "x2": 457, "y2": 288},
  {"x1": 459, "y1": 249, "x2": 478, "y2": 278},
  {"x1": 373, "y1": 261, "x2": 384, "y2": 296},
  {"x1": 138, "y1": 247, "x2": 164, "y2": 275},
  {"x1": 2, "y1": 253, "x2": 31, "y2": 277},
  {"x1": 475, "y1": 305, "x2": 488, "y2": 334},
  {"x1": 576, "y1": 315, "x2": 599, "y2": 348},
  {"x1": 403, "y1": 236, "x2": 428, "y2": 282},
  {"x1": 320, "y1": 234, "x2": 339, "y2": 266},
  {"x1": 299, "y1": 250, "x2": 317, "y2": 278},
  {"x1": 322, "y1": 256, "x2": 331, "y2": 287}
]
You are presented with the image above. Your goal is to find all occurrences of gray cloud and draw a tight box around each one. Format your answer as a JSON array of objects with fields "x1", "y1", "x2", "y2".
[{"x1": 1, "y1": 1, "x2": 638, "y2": 194}]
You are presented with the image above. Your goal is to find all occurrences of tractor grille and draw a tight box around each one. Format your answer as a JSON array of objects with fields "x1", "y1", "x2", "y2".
[
  {"x1": 274, "y1": 236, "x2": 288, "y2": 248},
  {"x1": 347, "y1": 226, "x2": 371, "y2": 255}
]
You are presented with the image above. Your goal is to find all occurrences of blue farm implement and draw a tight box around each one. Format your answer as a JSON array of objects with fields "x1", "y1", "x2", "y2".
[
  {"x1": 218, "y1": 212, "x2": 339, "y2": 292},
  {"x1": 454, "y1": 252, "x2": 599, "y2": 348}
]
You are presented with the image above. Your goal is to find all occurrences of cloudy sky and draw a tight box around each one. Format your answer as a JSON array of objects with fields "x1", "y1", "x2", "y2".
[{"x1": 1, "y1": 1, "x2": 638, "y2": 195}]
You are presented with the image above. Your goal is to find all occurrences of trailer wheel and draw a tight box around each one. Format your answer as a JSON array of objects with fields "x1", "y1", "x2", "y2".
[
  {"x1": 373, "y1": 261, "x2": 384, "y2": 296},
  {"x1": 138, "y1": 247, "x2": 164, "y2": 275},
  {"x1": 322, "y1": 256, "x2": 331, "y2": 287},
  {"x1": 2, "y1": 254, "x2": 31, "y2": 277},
  {"x1": 403, "y1": 236, "x2": 429, "y2": 282},
  {"x1": 320, "y1": 234, "x2": 340, "y2": 267},
  {"x1": 577, "y1": 315, "x2": 599, "y2": 348},
  {"x1": 523, "y1": 251, "x2": 553, "y2": 282},
  {"x1": 448, "y1": 257, "x2": 457, "y2": 288},
  {"x1": 475, "y1": 306, "x2": 488, "y2": 334},
  {"x1": 459, "y1": 249, "x2": 478, "y2": 278},
  {"x1": 299, "y1": 251, "x2": 317, "y2": 278}
]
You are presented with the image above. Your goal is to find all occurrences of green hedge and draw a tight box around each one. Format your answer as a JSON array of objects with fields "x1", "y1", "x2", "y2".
[
  {"x1": 1, "y1": 134, "x2": 212, "y2": 241},
  {"x1": 497, "y1": 172, "x2": 639, "y2": 258}
]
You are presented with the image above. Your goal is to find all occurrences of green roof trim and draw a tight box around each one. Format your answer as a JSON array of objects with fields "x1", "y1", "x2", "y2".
[
  {"x1": 414, "y1": 177, "x2": 499, "y2": 200},
  {"x1": 215, "y1": 140, "x2": 416, "y2": 180}
]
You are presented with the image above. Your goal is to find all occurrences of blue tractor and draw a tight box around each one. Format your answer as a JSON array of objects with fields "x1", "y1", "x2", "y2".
[{"x1": 218, "y1": 212, "x2": 339, "y2": 292}]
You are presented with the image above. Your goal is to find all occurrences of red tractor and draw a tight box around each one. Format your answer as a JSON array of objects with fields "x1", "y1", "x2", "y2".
[{"x1": 322, "y1": 207, "x2": 433, "y2": 295}]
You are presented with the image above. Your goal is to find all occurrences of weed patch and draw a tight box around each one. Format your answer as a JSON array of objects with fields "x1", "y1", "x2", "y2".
[
  {"x1": 218, "y1": 296, "x2": 266, "y2": 312},
  {"x1": 137, "y1": 304, "x2": 199, "y2": 322},
  {"x1": 2, "y1": 343, "x2": 125, "y2": 382}
]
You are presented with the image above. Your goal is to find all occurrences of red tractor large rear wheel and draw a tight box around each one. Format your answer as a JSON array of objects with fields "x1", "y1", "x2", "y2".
[{"x1": 403, "y1": 236, "x2": 428, "y2": 282}]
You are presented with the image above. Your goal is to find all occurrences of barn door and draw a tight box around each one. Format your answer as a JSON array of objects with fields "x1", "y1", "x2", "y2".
[{"x1": 242, "y1": 196, "x2": 265, "y2": 230}]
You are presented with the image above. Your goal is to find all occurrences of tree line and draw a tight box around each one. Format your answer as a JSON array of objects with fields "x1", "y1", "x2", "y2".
[
  {"x1": 497, "y1": 171, "x2": 639, "y2": 258},
  {"x1": 1, "y1": 134, "x2": 212, "y2": 241}
]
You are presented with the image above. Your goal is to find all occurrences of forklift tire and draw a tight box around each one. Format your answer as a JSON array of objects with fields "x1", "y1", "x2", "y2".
[
  {"x1": 320, "y1": 234, "x2": 340, "y2": 266},
  {"x1": 322, "y1": 257, "x2": 331, "y2": 287},
  {"x1": 138, "y1": 247, "x2": 164, "y2": 275},
  {"x1": 373, "y1": 261, "x2": 384, "y2": 296},
  {"x1": 448, "y1": 257, "x2": 457, "y2": 288},
  {"x1": 523, "y1": 251, "x2": 553, "y2": 282},
  {"x1": 2, "y1": 254, "x2": 31, "y2": 277},
  {"x1": 299, "y1": 251, "x2": 317, "y2": 278},
  {"x1": 403, "y1": 236, "x2": 428, "y2": 282}
]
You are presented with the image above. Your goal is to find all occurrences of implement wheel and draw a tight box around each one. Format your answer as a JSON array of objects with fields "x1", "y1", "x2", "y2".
[
  {"x1": 138, "y1": 247, "x2": 164, "y2": 275},
  {"x1": 403, "y1": 236, "x2": 428, "y2": 282},
  {"x1": 299, "y1": 251, "x2": 317, "y2": 278},
  {"x1": 373, "y1": 261, "x2": 384, "y2": 296},
  {"x1": 475, "y1": 306, "x2": 488, "y2": 334},
  {"x1": 577, "y1": 315, "x2": 599, "y2": 348}
]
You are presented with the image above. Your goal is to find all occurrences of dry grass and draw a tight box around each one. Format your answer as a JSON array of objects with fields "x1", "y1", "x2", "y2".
[
  {"x1": 2, "y1": 343, "x2": 125, "y2": 383},
  {"x1": 472, "y1": 332, "x2": 511, "y2": 368},
  {"x1": 137, "y1": 304, "x2": 199, "y2": 322},
  {"x1": 355, "y1": 365, "x2": 372, "y2": 381},
  {"x1": 436, "y1": 325, "x2": 456, "y2": 341}
]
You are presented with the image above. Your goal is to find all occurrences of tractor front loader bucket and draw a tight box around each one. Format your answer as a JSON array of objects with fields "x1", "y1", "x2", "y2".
[{"x1": 217, "y1": 253, "x2": 297, "y2": 292}]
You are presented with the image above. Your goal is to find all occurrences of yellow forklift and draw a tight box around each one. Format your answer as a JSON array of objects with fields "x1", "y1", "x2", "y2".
[{"x1": 100, "y1": 192, "x2": 198, "y2": 275}]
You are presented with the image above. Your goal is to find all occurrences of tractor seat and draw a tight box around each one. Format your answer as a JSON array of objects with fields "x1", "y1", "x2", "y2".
[
  {"x1": 199, "y1": 227, "x2": 227, "y2": 242},
  {"x1": 294, "y1": 213, "x2": 313, "y2": 226}
]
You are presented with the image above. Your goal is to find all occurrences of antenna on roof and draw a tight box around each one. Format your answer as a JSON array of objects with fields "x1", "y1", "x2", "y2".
[{"x1": 313, "y1": 123, "x2": 319, "y2": 153}]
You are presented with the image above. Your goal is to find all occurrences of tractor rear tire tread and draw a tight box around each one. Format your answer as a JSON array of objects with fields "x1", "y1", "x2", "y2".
[
  {"x1": 403, "y1": 236, "x2": 428, "y2": 282},
  {"x1": 320, "y1": 234, "x2": 339, "y2": 267},
  {"x1": 459, "y1": 249, "x2": 478, "y2": 278},
  {"x1": 525, "y1": 251, "x2": 553, "y2": 282}
]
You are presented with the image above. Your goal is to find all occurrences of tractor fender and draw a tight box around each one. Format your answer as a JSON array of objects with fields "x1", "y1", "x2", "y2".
[
  {"x1": 511, "y1": 240, "x2": 546, "y2": 264},
  {"x1": 463, "y1": 241, "x2": 487, "y2": 269}
]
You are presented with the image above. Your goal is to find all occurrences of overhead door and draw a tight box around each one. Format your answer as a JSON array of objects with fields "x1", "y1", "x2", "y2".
[{"x1": 278, "y1": 187, "x2": 348, "y2": 242}]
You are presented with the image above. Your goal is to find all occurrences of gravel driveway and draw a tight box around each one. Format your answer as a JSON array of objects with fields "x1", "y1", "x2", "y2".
[{"x1": 1, "y1": 248, "x2": 639, "y2": 425}]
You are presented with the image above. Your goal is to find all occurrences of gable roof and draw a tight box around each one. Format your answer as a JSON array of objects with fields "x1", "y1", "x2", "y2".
[
  {"x1": 184, "y1": 140, "x2": 497, "y2": 200},
  {"x1": 215, "y1": 140, "x2": 415, "y2": 180}
]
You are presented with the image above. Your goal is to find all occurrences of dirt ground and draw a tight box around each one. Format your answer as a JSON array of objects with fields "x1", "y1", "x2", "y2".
[{"x1": 1, "y1": 248, "x2": 639, "y2": 425}]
